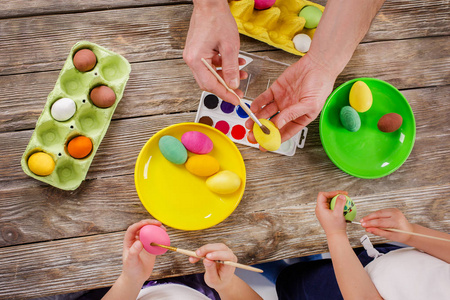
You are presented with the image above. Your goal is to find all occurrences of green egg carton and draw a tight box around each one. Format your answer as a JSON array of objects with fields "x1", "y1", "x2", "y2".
[
  {"x1": 229, "y1": 0, "x2": 324, "y2": 56},
  {"x1": 21, "y1": 41, "x2": 131, "y2": 190}
]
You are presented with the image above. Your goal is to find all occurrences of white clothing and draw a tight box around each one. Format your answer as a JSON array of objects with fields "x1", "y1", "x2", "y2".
[
  {"x1": 365, "y1": 247, "x2": 450, "y2": 300},
  {"x1": 137, "y1": 283, "x2": 211, "y2": 300}
]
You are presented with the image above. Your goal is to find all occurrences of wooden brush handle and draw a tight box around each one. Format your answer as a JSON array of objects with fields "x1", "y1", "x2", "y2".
[{"x1": 151, "y1": 243, "x2": 263, "y2": 273}]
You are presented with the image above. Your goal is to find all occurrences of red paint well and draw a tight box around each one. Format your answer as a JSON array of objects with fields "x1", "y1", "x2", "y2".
[
  {"x1": 231, "y1": 125, "x2": 246, "y2": 140},
  {"x1": 215, "y1": 120, "x2": 230, "y2": 135}
]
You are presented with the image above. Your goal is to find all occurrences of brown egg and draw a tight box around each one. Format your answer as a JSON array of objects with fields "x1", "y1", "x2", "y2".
[
  {"x1": 90, "y1": 85, "x2": 116, "y2": 108},
  {"x1": 73, "y1": 49, "x2": 97, "y2": 72},
  {"x1": 377, "y1": 113, "x2": 403, "y2": 133}
]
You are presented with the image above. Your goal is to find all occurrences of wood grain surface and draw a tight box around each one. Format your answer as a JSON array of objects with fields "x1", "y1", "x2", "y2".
[{"x1": 0, "y1": 0, "x2": 449, "y2": 299}]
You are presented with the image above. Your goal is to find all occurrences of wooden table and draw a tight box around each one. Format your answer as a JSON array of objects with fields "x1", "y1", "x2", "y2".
[{"x1": 0, "y1": 1, "x2": 449, "y2": 298}]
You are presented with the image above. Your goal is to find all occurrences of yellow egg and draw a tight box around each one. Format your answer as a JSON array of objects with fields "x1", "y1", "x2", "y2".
[
  {"x1": 206, "y1": 170, "x2": 241, "y2": 194},
  {"x1": 28, "y1": 152, "x2": 55, "y2": 176},
  {"x1": 349, "y1": 81, "x2": 372, "y2": 113},
  {"x1": 253, "y1": 119, "x2": 281, "y2": 151},
  {"x1": 185, "y1": 155, "x2": 220, "y2": 177}
]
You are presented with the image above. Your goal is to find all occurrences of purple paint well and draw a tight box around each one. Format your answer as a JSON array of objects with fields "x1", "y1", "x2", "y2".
[{"x1": 220, "y1": 101, "x2": 235, "y2": 114}]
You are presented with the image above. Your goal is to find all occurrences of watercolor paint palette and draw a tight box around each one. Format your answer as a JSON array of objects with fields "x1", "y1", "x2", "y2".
[
  {"x1": 195, "y1": 91, "x2": 307, "y2": 156},
  {"x1": 195, "y1": 52, "x2": 308, "y2": 156}
]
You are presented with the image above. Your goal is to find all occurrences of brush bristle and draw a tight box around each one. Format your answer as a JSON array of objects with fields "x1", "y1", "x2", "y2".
[{"x1": 261, "y1": 125, "x2": 271, "y2": 135}]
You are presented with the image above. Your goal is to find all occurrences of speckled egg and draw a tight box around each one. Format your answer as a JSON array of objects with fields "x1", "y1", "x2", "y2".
[
  {"x1": 51, "y1": 98, "x2": 77, "y2": 121},
  {"x1": 206, "y1": 170, "x2": 241, "y2": 194},
  {"x1": 378, "y1": 113, "x2": 403, "y2": 133},
  {"x1": 159, "y1": 135, "x2": 188, "y2": 165},
  {"x1": 139, "y1": 225, "x2": 170, "y2": 255},
  {"x1": 253, "y1": 119, "x2": 281, "y2": 151},
  {"x1": 90, "y1": 85, "x2": 116, "y2": 108},
  {"x1": 293, "y1": 33, "x2": 311, "y2": 53},
  {"x1": 349, "y1": 81, "x2": 372, "y2": 113},
  {"x1": 185, "y1": 155, "x2": 220, "y2": 177},
  {"x1": 340, "y1": 106, "x2": 361, "y2": 132},
  {"x1": 73, "y1": 49, "x2": 97, "y2": 72},
  {"x1": 28, "y1": 152, "x2": 55, "y2": 176},
  {"x1": 330, "y1": 194, "x2": 357, "y2": 222},
  {"x1": 181, "y1": 131, "x2": 213, "y2": 154},
  {"x1": 299, "y1": 6, "x2": 322, "y2": 29}
]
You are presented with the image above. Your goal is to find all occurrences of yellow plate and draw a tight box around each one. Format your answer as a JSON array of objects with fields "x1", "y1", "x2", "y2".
[{"x1": 134, "y1": 122, "x2": 246, "y2": 230}]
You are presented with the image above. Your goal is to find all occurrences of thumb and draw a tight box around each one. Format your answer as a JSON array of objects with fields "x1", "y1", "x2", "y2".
[
  {"x1": 128, "y1": 240, "x2": 144, "y2": 261},
  {"x1": 203, "y1": 258, "x2": 220, "y2": 286},
  {"x1": 334, "y1": 195, "x2": 347, "y2": 216},
  {"x1": 220, "y1": 48, "x2": 240, "y2": 90}
]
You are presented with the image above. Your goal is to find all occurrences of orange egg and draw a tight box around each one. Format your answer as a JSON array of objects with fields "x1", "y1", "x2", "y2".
[{"x1": 68, "y1": 136, "x2": 93, "y2": 159}]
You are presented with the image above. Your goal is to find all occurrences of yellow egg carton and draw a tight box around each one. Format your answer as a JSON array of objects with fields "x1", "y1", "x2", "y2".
[
  {"x1": 229, "y1": 0, "x2": 324, "y2": 56},
  {"x1": 21, "y1": 41, "x2": 131, "y2": 190}
]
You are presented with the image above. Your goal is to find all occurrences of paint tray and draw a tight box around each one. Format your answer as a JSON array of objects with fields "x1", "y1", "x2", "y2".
[
  {"x1": 21, "y1": 41, "x2": 131, "y2": 190},
  {"x1": 195, "y1": 51, "x2": 308, "y2": 156},
  {"x1": 229, "y1": 0, "x2": 324, "y2": 56}
]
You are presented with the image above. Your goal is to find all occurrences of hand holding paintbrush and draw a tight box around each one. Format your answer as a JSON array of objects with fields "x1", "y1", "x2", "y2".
[{"x1": 201, "y1": 58, "x2": 271, "y2": 135}]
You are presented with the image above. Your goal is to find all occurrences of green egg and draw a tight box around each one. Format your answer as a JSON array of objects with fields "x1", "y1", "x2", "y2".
[
  {"x1": 299, "y1": 6, "x2": 322, "y2": 29},
  {"x1": 330, "y1": 195, "x2": 357, "y2": 222},
  {"x1": 340, "y1": 106, "x2": 361, "y2": 132},
  {"x1": 158, "y1": 135, "x2": 188, "y2": 165}
]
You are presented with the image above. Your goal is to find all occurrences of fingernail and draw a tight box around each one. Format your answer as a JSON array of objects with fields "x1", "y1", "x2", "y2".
[
  {"x1": 338, "y1": 195, "x2": 346, "y2": 200},
  {"x1": 361, "y1": 222, "x2": 366, "y2": 227},
  {"x1": 206, "y1": 253, "x2": 213, "y2": 259},
  {"x1": 196, "y1": 250, "x2": 201, "y2": 256},
  {"x1": 230, "y1": 78, "x2": 239, "y2": 89}
]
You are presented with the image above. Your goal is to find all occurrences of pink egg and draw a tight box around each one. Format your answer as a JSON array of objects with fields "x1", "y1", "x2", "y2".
[
  {"x1": 139, "y1": 225, "x2": 170, "y2": 255},
  {"x1": 181, "y1": 131, "x2": 213, "y2": 154},
  {"x1": 254, "y1": 0, "x2": 276, "y2": 10}
]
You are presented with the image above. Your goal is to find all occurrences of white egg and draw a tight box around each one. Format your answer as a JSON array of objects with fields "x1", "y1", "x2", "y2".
[
  {"x1": 51, "y1": 98, "x2": 76, "y2": 121},
  {"x1": 293, "y1": 34, "x2": 312, "y2": 53}
]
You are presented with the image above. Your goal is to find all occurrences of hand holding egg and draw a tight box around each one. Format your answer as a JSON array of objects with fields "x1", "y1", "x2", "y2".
[{"x1": 120, "y1": 220, "x2": 166, "y2": 285}]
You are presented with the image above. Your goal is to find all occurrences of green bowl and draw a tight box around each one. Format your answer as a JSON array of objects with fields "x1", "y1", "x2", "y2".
[{"x1": 320, "y1": 78, "x2": 416, "y2": 179}]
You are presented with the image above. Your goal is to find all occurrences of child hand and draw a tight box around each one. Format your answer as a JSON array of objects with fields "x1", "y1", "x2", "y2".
[
  {"x1": 315, "y1": 191, "x2": 349, "y2": 237},
  {"x1": 121, "y1": 219, "x2": 165, "y2": 285},
  {"x1": 189, "y1": 243, "x2": 237, "y2": 292},
  {"x1": 360, "y1": 208, "x2": 414, "y2": 243}
]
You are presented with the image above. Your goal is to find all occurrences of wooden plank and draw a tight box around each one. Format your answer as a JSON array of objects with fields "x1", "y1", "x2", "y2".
[
  {"x1": 0, "y1": 183, "x2": 448, "y2": 299},
  {"x1": 1, "y1": 36, "x2": 449, "y2": 133},
  {"x1": 1, "y1": 85, "x2": 449, "y2": 247},
  {"x1": 1, "y1": 1, "x2": 449, "y2": 76},
  {"x1": 0, "y1": 0, "x2": 187, "y2": 19}
]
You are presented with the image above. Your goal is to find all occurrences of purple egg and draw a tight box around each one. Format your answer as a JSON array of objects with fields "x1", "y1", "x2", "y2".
[{"x1": 181, "y1": 131, "x2": 213, "y2": 154}]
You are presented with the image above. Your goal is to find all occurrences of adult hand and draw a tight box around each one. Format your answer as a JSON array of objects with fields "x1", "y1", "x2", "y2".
[
  {"x1": 184, "y1": 0, "x2": 246, "y2": 105},
  {"x1": 189, "y1": 243, "x2": 237, "y2": 292},
  {"x1": 315, "y1": 190, "x2": 349, "y2": 238},
  {"x1": 246, "y1": 54, "x2": 336, "y2": 143},
  {"x1": 360, "y1": 208, "x2": 414, "y2": 244},
  {"x1": 121, "y1": 219, "x2": 165, "y2": 285}
]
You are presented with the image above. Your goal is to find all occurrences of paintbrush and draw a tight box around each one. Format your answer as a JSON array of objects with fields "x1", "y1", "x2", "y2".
[
  {"x1": 348, "y1": 221, "x2": 450, "y2": 242},
  {"x1": 151, "y1": 243, "x2": 263, "y2": 273},
  {"x1": 201, "y1": 58, "x2": 271, "y2": 135}
]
